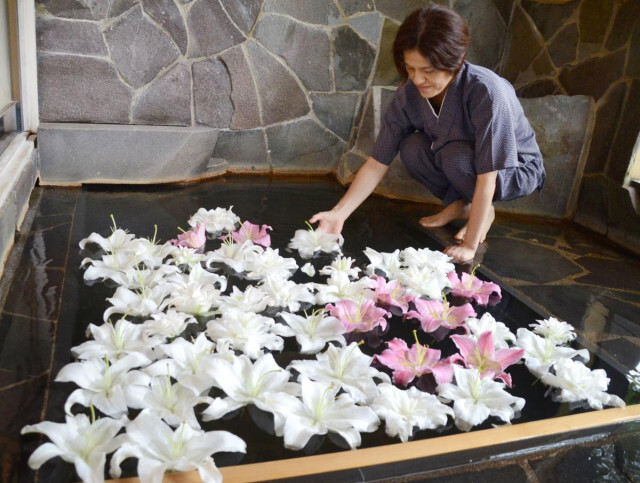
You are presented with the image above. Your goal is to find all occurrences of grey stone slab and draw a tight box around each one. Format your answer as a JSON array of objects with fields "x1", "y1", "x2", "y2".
[
  {"x1": 497, "y1": 95, "x2": 592, "y2": 218},
  {"x1": 340, "y1": 0, "x2": 374, "y2": 17},
  {"x1": 575, "y1": 256, "x2": 640, "y2": 293},
  {"x1": 574, "y1": 175, "x2": 608, "y2": 235},
  {"x1": 187, "y1": 0, "x2": 245, "y2": 58},
  {"x1": 0, "y1": 194, "x2": 18, "y2": 275},
  {"x1": 376, "y1": 154, "x2": 440, "y2": 203},
  {"x1": 37, "y1": 123, "x2": 219, "y2": 184},
  {"x1": 455, "y1": 0, "x2": 507, "y2": 70},
  {"x1": 627, "y1": 24, "x2": 640, "y2": 78},
  {"x1": 193, "y1": 58, "x2": 233, "y2": 128},
  {"x1": 375, "y1": 0, "x2": 435, "y2": 22},
  {"x1": 606, "y1": 1, "x2": 640, "y2": 51},
  {"x1": 108, "y1": 0, "x2": 138, "y2": 18},
  {"x1": 39, "y1": 0, "x2": 110, "y2": 20},
  {"x1": 218, "y1": 0, "x2": 263, "y2": 34},
  {"x1": 334, "y1": 25, "x2": 376, "y2": 91},
  {"x1": 37, "y1": 53, "x2": 133, "y2": 123},
  {"x1": 548, "y1": 22, "x2": 578, "y2": 68},
  {"x1": 491, "y1": 0, "x2": 513, "y2": 25},
  {"x1": 133, "y1": 63, "x2": 191, "y2": 126},
  {"x1": 559, "y1": 49, "x2": 626, "y2": 101},
  {"x1": 517, "y1": 79, "x2": 561, "y2": 98},
  {"x1": 354, "y1": 88, "x2": 376, "y2": 154},
  {"x1": 521, "y1": 0, "x2": 578, "y2": 42},
  {"x1": 219, "y1": 46, "x2": 261, "y2": 129},
  {"x1": 263, "y1": 0, "x2": 343, "y2": 25},
  {"x1": 585, "y1": 82, "x2": 626, "y2": 174},
  {"x1": 609, "y1": 79, "x2": 640, "y2": 184},
  {"x1": 36, "y1": 17, "x2": 107, "y2": 56},
  {"x1": 372, "y1": 18, "x2": 401, "y2": 86},
  {"x1": 267, "y1": 119, "x2": 346, "y2": 173},
  {"x1": 348, "y1": 12, "x2": 382, "y2": 45},
  {"x1": 104, "y1": 5, "x2": 180, "y2": 88},
  {"x1": 141, "y1": 0, "x2": 188, "y2": 55},
  {"x1": 336, "y1": 149, "x2": 367, "y2": 184},
  {"x1": 311, "y1": 92, "x2": 360, "y2": 141},
  {"x1": 579, "y1": 0, "x2": 615, "y2": 45},
  {"x1": 502, "y1": 6, "x2": 543, "y2": 83},
  {"x1": 212, "y1": 129, "x2": 269, "y2": 173},
  {"x1": 606, "y1": 179, "x2": 640, "y2": 255},
  {"x1": 254, "y1": 15, "x2": 331, "y2": 91},
  {"x1": 247, "y1": 40, "x2": 310, "y2": 126}
]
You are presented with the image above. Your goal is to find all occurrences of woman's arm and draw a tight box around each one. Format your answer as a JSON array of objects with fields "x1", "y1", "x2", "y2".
[
  {"x1": 310, "y1": 157, "x2": 389, "y2": 233},
  {"x1": 444, "y1": 170, "x2": 497, "y2": 262}
]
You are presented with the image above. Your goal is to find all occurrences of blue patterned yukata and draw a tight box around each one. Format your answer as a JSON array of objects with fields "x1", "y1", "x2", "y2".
[{"x1": 371, "y1": 62, "x2": 545, "y2": 206}]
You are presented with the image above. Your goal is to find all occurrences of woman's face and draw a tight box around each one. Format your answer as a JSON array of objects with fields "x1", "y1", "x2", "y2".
[{"x1": 403, "y1": 49, "x2": 454, "y2": 101}]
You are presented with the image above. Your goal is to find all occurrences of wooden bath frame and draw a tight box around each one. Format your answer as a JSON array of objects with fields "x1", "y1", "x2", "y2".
[{"x1": 111, "y1": 404, "x2": 640, "y2": 482}]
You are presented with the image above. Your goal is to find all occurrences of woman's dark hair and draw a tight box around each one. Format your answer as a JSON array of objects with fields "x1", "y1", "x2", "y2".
[{"x1": 393, "y1": 5, "x2": 469, "y2": 78}]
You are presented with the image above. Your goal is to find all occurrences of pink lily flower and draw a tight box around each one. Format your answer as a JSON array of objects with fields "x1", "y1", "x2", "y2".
[
  {"x1": 374, "y1": 333, "x2": 453, "y2": 386},
  {"x1": 371, "y1": 275, "x2": 411, "y2": 314},
  {"x1": 405, "y1": 296, "x2": 476, "y2": 333},
  {"x1": 325, "y1": 299, "x2": 390, "y2": 333},
  {"x1": 447, "y1": 266, "x2": 501, "y2": 306},
  {"x1": 229, "y1": 221, "x2": 272, "y2": 247},
  {"x1": 450, "y1": 331, "x2": 524, "y2": 387},
  {"x1": 170, "y1": 223, "x2": 206, "y2": 250}
]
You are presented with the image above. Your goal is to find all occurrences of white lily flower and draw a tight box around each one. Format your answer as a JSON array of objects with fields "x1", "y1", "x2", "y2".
[
  {"x1": 132, "y1": 237, "x2": 169, "y2": 269},
  {"x1": 245, "y1": 247, "x2": 298, "y2": 280},
  {"x1": 515, "y1": 328, "x2": 589, "y2": 377},
  {"x1": 146, "y1": 333, "x2": 218, "y2": 396},
  {"x1": 202, "y1": 353, "x2": 300, "y2": 420},
  {"x1": 397, "y1": 265, "x2": 450, "y2": 300},
  {"x1": 217, "y1": 285, "x2": 269, "y2": 313},
  {"x1": 541, "y1": 358, "x2": 625, "y2": 409},
  {"x1": 363, "y1": 247, "x2": 403, "y2": 278},
  {"x1": 204, "y1": 240, "x2": 261, "y2": 273},
  {"x1": 465, "y1": 313, "x2": 516, "y2": 350},
  {"x1": 164, "y1": 244, "x2": 207, "y2": 267},
  {"x1": 110, "y1": 411, "x2": 246, "y2": 483},
  {"x1": 260, "y1": 276, "x2": 316, "y2": 312},
  {"x1": 82, "y1": 251, "x2": 140, "y2": 285},
  {"x1": 118, "y1": 265, "x2": 181, "y2": 290},
  {"x1": 401, "y1": 247, "x2": 454, "y2": 273},
  {"x1": 206, "y1": 310, "x2": 284, "y2": 359},
  {"x1": 370, "y1": 383, "x2": 453, "y2": 442},
  {"x1": 530, "y1": 317, "x2": 576, "y2": 345},
  {"x1": 266, "y1": 376, "x2": 379, "y2": 450},
  {"x1": 79, "y1": 227, "x2": 137, "y2": 253},
  {"x1": 72, "y1": 318, "x2": 158, "y2": 361},
  {"x1": 140, "y1": 309, "x2": 197, "y2": 341},
  {"x1": 189, "y1": 206, "x2": 240, "y2": 235},
  {"x1": 437, "y1": 366, "x2": 525, "y2": 432},
  {"x1": 166, "y1": 262, "x2": 227, "y2": 290},
  {"x1": 278, "y1": 309, "x2": 346, "y2": 354},
  {"x1": 288, "y1": 225, "x2": 343, "y2": 259},
  {"x1": 22, "y1": 413, "x2": 126, "y2": 483},
  {"x1": 301, "y1": 262, "x2": 316, "y2": 277},
  {"x1": 314, "y1": 272, "x2": 375, "y2": 305},
  {"x1": 140, "y1": 375, "x2": 207, "y2": 429},
  {"x1": 56, "y1": 353, "x2": 151, "y2": 417},
  {"x1": 103, "y1": 284, "x2": 174, "y2": 322},
  {"x1": 164, "y1": 280, "x2": 222, "y2": 316},
  {"x1": 289, "y1": 342, "x2": 390, "y2": 404},
  {"x1": 319, "y1": 256, "x2": 361, "y2": 279}
]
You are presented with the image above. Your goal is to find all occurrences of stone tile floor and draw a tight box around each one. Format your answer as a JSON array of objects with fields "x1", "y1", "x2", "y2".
[{"x1": 0, "y1": 176, "x2": 638, "y2": 482}]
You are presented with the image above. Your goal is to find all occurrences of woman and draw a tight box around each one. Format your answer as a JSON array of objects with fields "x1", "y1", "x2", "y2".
[{"x1": 310, "y1": 5, "x2": 545, "y2": 263}]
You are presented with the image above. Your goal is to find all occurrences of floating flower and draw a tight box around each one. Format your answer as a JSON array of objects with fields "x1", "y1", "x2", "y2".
[
  {"x1": 374, "y1": 334, "x2": 453, "y2": 386},
  {"x1": 300, "y1": 262, "x2": 316, "y2": 277},
  {"x1": 465, "y1": 312, "x2": 515, "y2": 350},
  {"x1": 217, "y1": 285, "x2": 269, "y2": 313},
  {"x1": 437, "y1": 366, "x2": 525, "y2": 432},
  {"x1": 278, "y1": 309, "x2": 346, "y2": 354},
  {"x1": 164, "y1": 245, "x2": 207, "y2": 268},
  {"x1": 266, "y1": 376, "x2": 379, "y2": 450},
  {"x1": 140, "y1": 309, "x2": 197, "y2": 342},
  {"x1": 325, "y1": 298, "x2": 390, "y2": 333},
  {"x1": 141, "y1": 374, "x2": 207, "y2": 429},
  {"x1": 228, "y1": 220, "x2": 272, "y2": 247},
  {"x1": 202, "y1": 353, "x2": 299, "y2": 420},
  {"x1": 110, "y1": 410, "x2": 246, "y2": 483},
  {"x1": 81, "y1": 251, "x2": 140, "y2": 285},
  {"x1": 530, "y1": 317, "x2": 576, "y2": 345},
  {"x1": 319, "y1": 256, "x2": 361, "y2": 279},
  {"x1": 79, "y1": 216, "x2": 137, "y2": 254},
  {"x1": 371, "y1": 275, "x2": 411, "y2": 314},
  {"x1": 515, "y1": 328, "x2": 589, "y2": 378},
  {"x1": 401, "y1": 247, "x2": 455, "y2": 274},
  {"x1": 103, "y1": 284, "x2": 174, "y2": 322},
  {"x1": 204, "y1": 239, "x2": 262, "y2": 274},
  {"x1": 397, "y1": 265, "x2": 451, "y2": 300},
  {"x1": 450, "y1": 331, "x2": 524, "y2": 386},
  {"x1": 405, "y1": 296, "x2": 475, "y2": 333},
  {"x1": 164, "y1": 280, "x2": 222, "y2": 316},
  {"x1": 22, "y1": 412, "x2": 126, "y2": 483},
  {"x1": 314, "y1": 272, "x2": 375, "y2": 305},
  {"x1": 541, "y1": 358, "x2": 625, "y2": 410},
  {"x1": 289, "y1": 342, "x2": 389, "y2": 404},
  {"x1": 245, "y1": 247, "x2": 298, "y2": 280},
  {"x1": 447, "y1": 266, "x2": 501, "y2": 306},
  {"x1": 370, "y1": 383, "x2": 453, "y2": 442},
  {"x1": 363, "y1": 247, "x2": 403, "y2": 278},
  {"x1": 72, "y1": 318, "x2": 157, "y2": 361},
  {"x1": 288, "y1": 222, "x2": 343, "y2": 259},
  {"x1": 189, "y1": 206, "x2": 240, "y2": 235},
  {"x1": 169, "y1": 223, "x2": 206, "y2": 250},
  {"x1": 260, "y1": 276, "x2": 316, "y2": 312}
]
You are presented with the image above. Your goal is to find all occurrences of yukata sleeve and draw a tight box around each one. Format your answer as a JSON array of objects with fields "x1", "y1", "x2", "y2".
[
  {"x1": 468, "y1": 81, "x2": 522, "y2": 174},
  {"x1": 370, "y1": 89, "x2": 416, "y2": 166}
]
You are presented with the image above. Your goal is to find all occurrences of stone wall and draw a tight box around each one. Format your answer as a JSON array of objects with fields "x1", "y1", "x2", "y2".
[{"x1": 500, "y1": 0, "x2": 640, "y2": 252}]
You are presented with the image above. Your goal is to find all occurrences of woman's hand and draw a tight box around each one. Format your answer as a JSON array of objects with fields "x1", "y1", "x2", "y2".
[
  {"x1": 309, "y1": 210, "x2": 345, "y2": 234},
  {"x1": 443, "y1": 243, "x2": 476, "y2": 263}
]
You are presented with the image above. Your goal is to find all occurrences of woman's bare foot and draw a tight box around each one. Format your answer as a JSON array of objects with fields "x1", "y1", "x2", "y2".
[
  {"x1": 419, "y1": 200, "x2": 470, "y2": 228},
  {"x1": 454, "y1": 205, "x2": 495, "y2": 243}
]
